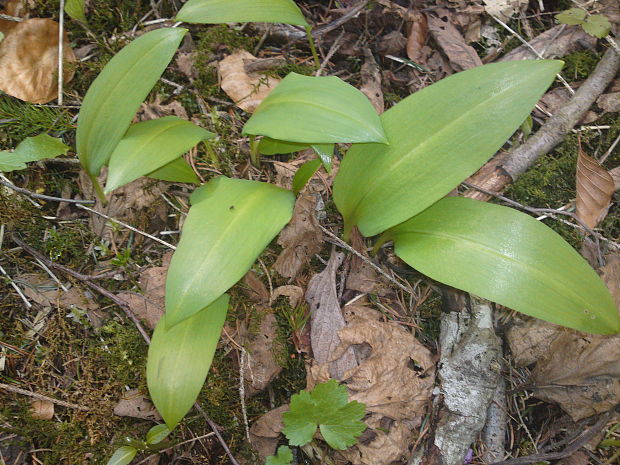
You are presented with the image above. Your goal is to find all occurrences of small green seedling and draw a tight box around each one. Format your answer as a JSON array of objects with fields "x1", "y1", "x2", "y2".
[
  {"x1": 556, "y1": 8, "x2": 612, "y2": 38},
  {"x1": 106, "y1": 424, "x2": 171, "y2": 465},
  {"x1": 0, "y1": 134, "x2": 69, "y2": 172},
  {"x1": 64, "y1": 0, "x2": 87, "y2": 23},
  {"x1": 266, "y1": 446, "x2": 294, "y2": 465}
]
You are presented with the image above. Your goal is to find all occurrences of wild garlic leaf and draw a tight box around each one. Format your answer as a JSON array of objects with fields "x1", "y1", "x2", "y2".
[
  {"x1": 105, "y1": 446, "x2": 137, "y2": 465},
  {"x1": 282, "y1": 379, "x2": 365, "y2": 450},
  {"x1": 146, "y1": 424, "x2": 171, "y2": 445},
  {"x1": 582, "y1": 14, "x2": 612, "y2": 38},
  {"x1": 555, "y1": 8, "x2": 586, "y2": 25},
  {"x1": 0, "y1": 134, "x2": 69, "y2": 172},
  {"x1": 265, "y1": 446, "x2": 293, "y2": 465}
]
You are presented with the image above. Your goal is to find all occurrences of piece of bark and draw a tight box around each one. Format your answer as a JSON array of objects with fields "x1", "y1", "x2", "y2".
[{"x1": 482, "y1": 376, "x2": 507, "y2": 463}]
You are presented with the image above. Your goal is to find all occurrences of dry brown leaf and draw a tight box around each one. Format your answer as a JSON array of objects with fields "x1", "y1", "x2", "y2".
[
  {"x1": 30, "y1": 400, "x2": 54, "y2": 420},
  {"x1": 137, "y1": 95, "x2": 189, "y2": 121},
  {"x1": 249, "y1": 404, "x2": 288, "y2": 460},
  {"x1": 483, "y1": 0, "x2": 528, "y2": 21},
  {"x1": 0, "y1": 18, "x2": 75, "y2": 104},
  {"x1": 345, "y1": 228, "x2": 389, "y2": 296},
  {"x1": 274, "y1": 193, "x2": 323, "y2": 279},
  {"x1": 600, "y1": 253, "x2": 620, "y2": 310},
  {"x1": 306, "y1": 250, "x2": 358, "y2": 380},
  {"x1": 19, "y1": 273, "x2": 97, "y2": 311},
  {"x1": 558, "y1": 451, "x2": 590, "y2": 465},
  {"x1": 239, "y1": 312, "x2": 283, "y2": 397},
  {"x1": 113, "y1": 389, "x2": 161, "y2": 421},
  {"x1": 597, "y1": 92, "x2": 620, "y2": 113},
  {"x1": 499, "y1": 25, "x2": 596, "y2": 62},
  {"x1": 272, "y1": 285, "x2": 304, "y2": 308},
  {"x1": 576, "y1": 147, "x2": 615, "y2": 229},
  {"x1": 506, "y1": 318, "x2": 563, "y2": 367},
  {"x1": 427, "y1": 13, "x2": 482, "y2": 71},
  {"x1": 610, "y1": 166, "x2": 620, "y2": 191},
  {"x1": 377, "y1": 30, "x2": 406, "y2": 56},
  {"x1": 339, "y1": 421, "x2": 412, "y2": 465},
  {"x1": 359, "y1": 48, "x2": 384, "y2": 114},
  {"x1": 531, "y1": 332, "x2": 620, "y2": 421},
  {"x1": 406, "y1": 11, "x2": 428, "y2": 63},
  {"x1": 218, "y1": 50, "x2": 280, "y2": 113},
  {"x1": 242, "y1": 270, "x2": 270, "y2": 303}
]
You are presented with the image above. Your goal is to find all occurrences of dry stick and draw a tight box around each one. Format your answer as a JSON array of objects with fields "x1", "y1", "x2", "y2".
[
  {"x1": 0, "y1": 382, "x2": 89, "y2": 411},
  {"x1": 57, "y1": 0, "x2": 65, "y2": 106},
  {"x1": 11, "y1": 235, "x2": 242, "y2": 464},
  {"x1": 489, "y1": 410, "x2": 613, "y2": 465},
  {"x1": 11, "y1": 235, "x2": 152, "y2": 344},
  {"x1": 0, "y1": 13, "x2": 22, "y2": 21},
  {"x1": 0, "y1": 177, "x2": 95, "y2": 205}
]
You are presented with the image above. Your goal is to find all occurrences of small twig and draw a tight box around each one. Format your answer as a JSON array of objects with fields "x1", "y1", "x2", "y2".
[
  {"x1": 0, "y1": 13, "x2": 22, "y2": 21},
  {"x1": 0, "y1": 263, "x2": 32, "y2": 308},
  {"x1": 75, "y1": 204, "x2": 176, "y2": 249},
  {"x1": 0, "y1": 382, "x2": 89, "y2": 411},
  {"x1": 193, "y1": 402, "x2": 242, "y2": 465},
  {"x1": 599, "y1": 132, "x2": 620, "y2": 164},
  {"x1": 57, "y1": 0, "x2": 65, "y2": 106},
  {"x1": 0, "y1": 177, "x2": 95, "y2": 205},
  {"x1": 239, "y1": 348, "x2": 250, "y2": 442},
  {"x1": 134, "y1": 432, "x2": 216, "y2": 465},
  {"x1": 490, "y1": 410, "x2": 613, "y2": 465},
  {"x1": 11, "y1": 235, "x2": 151, "y2": 344},
  {"x1": 318, "y1": 224, "x2": 413, "y2": 296},
  {"x1": 315, "y1": 30, "x2": 346, "y2": 76}
]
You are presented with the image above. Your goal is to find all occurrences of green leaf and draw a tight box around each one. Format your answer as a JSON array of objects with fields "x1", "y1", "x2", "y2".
[
  {"x1": 312, "y1": 144, "x2": 334, "y2": 173},
  {"x1": 146, "y1": 424, "x2": 171, "y2": 445},
  {"x1": 259, "y1": 137, "x2": 310, "y2": 155},
  {"x1": 106, "y1": 446, "x2": 137, "y2": 465},
  {"x1": 556, "y1": 8, "x2": 586, "y2": 25},
  {"x1": 292, "y1": 158, "x2": 321, "y2": 195},
  {"x1": 165, "y1": 176, "x2": 294, "y2": 326},
  {"x1": 381, "y1": 197, "x2": 620, "y2": 334},
  {"x1": 176, "y1": 0, "x2": 309, "y2": 26},
  {"x1": 282, "y1": 379, "x2": 366, "y2": 450},
  {"x1": 147, "y1": 157, "x2": 199, "y2": 184},
  {"x1": 65, "y1": 0, "x2": 87, "y2": 23},
  {"x1": 105, "y1": 116, "x2": 213, "y2": 192},
  {"x1": 243, "y1": 73, "x2": 387, "y2": 145},
  {"x1": 147, "y1": 294, "x2": 229, "y2": 429},
  {"x1": 266, "y1": 446, "x2": 293, "y2": 465},
  {"x1": 582, "y1": 14, "x2": 612, "y2": 38},
  {"x1": 333, "y1": 60, "x2": 562, "y2": 239},
  {"x1": 76, "y1": 27, "x2": 187, "y2": 176},
  {"x1": 0, "y1": 134, "x2": 69, "y2": 172}
]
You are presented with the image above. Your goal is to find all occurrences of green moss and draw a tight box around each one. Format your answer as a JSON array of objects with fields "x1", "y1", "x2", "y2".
[{"x1": 562, "y1": 50, "x2": 600, "y2": 80}]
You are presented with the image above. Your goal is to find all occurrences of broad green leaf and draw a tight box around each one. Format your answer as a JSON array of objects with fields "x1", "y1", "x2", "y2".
[
  {"x1": 147, "y1": 157, "x2": 200, "y2": 184},
  {"x1": 266, "y1": 446, "x2": 293, "y2": 465},
  {"x1": 282, "y1": 379, "x2": 366, "y2": 450},
  {"x1": 105, "y1": 116, "x2": 213, "y2": 192},
  {"x1": 582, "y1": 14, "x2": 612, "y2": 38},
  {"x1": 381, "y1": 197, "x2": 620, "y2": 334},
  {"x1": 333, "y1": 60, "x2": 562, "y2": 239},
  {"x1": 0, "y1": 134, "x2": 69, "y2": 171},
  {"x1": 259, "y1": 137, "x2": 310, "y2": 155},
  {"x1": 147, "y1": 294, "x2": 229, "y2": 429},
  {"x1": 556, "y1": 8, "x2": 586, "y2": 25},
  {"x1": 76, "y1": 28, "x2": 187, "y2": 176},
  {"x1": 165, "y1": 176, "x2": 294, "y2": 326},
  {"x1": 146, "y1": 424, "x2": 171, "y2": 445},
  {"x1": 65, "y1": 0, "x2": 87, "y2": 23},
  {"x1": 243, "y1": 73, "x2": 387, "y2": 145},
  {"x1": 106, "y1": 446, "x2": 137, "y2": 465},
  {"x1": 312, "y1": 144, "x2": 334, "y2": 173},
  {"x1": 176, "y1": 0, "x2": 309, "y2": 26},
  {"x1": 292, "y1": 158, "x2": 321, "y2": 195}
]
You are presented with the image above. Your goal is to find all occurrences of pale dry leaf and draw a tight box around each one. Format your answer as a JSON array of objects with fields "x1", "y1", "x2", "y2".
[
  {"x1": 272, "y1": 285, "x2": 304, "y2": 308},
  {"x1": 406, "y1": 11, "x2": 428, "y2": 63},
  {"x1": 600, "y1": 253, "x2": 620, "y2": 310},
  {"x1": 30, "y1": 400, "x2": 54, "y2": 420},
  {"x1": 176, "y1": 51, "x2": 198, "y2": 81},
  {"x1": 274, "y1": 193, "x2": 323, "y2": 279},
  {"x1": 377, "y1": 30, "x2": 406, "y2": 56},
  {"x1": 359, "y1": 48, "x2": 384, "y2": 114},
  {"x1": 239, "y1": 312, "x2": 283, "y2": 396},
  {"x1": 218, "y1": 50, "x2": 280, "y2": 113},
  {"x1": 339, "y1": 421, "x2": 412, "y2": 465},
  {"x1": 499, "y1": 25, "x2": 596, "y2": 62},
  {"x1": 137, "y1": 95, "x2": 189, "y2": 121},
  {"x1": 18, "y1": 273, "x2": 98, "y2": 312},
  {"x1": 306, "y1": 250, "x2": 358, "y2": 380},
  {"x1": 483, "y1": 0, "x2": 528, "y2": 21},
  {"x1": 597, "y1": 92, "x2": 620, "y2": 113},
  {"x1": 506, "y1": 317, "x2": 563, "y2": 367},
  {"x1": 0, "y1": 18, "x2": 75, "y2": 104},
  {"x1": 576, "y1": 147, "x2": 615, "y2": 229},
  {"x1": 610, "y1": 166, "x2": 620, "y2": 191},
  {"x1": 558, "y1": 451, "x2": 590, "y2": 465},
  {"x1": 345, "y1": 227, "x2": 389, "y2": 296},
  {"x1": 242, "y1": 270, "x2": 270, "y2": 303},
  {"x1": 427, "y1": 13, "x2": 482, "y2": 71},
  {"x1": 0, "y1": 0, "x2": 26, "y2": 36},
  {"x1": 249, "y1": 404, "x2": 288, "y2": 460},
  {"x1": 113, "y1": 389, "x2": 161, "y2": 421},
  {"x1": 531, "y1": 332, "x2": 620, "y2": 421}
]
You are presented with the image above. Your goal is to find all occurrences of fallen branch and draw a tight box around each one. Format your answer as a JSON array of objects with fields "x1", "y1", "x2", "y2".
[
  {"x1": 0, "y1": 176, "x2": 95, "y2": 205},
  {"x1": 0, "y1": 382, "x2": 89, "y2": 411}
]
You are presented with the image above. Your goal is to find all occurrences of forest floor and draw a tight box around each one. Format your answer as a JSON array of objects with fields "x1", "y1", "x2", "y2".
[{"x1": 0, "y1": 0, "x2": 619, "y2": 464}]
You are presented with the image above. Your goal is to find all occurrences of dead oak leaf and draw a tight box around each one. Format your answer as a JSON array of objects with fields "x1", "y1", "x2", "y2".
[
  {"x1": 0, "y1": 18, "x2": 75, "y2": 104},
  {"x1": 113, "y1": 388, "x2": 161, "y2": 421},
  {"x1": 218, "y1": 50, "x2": 280, "y2": 113},
  {"x1": 249, "y1": 404, "x2": 288, "y2": 460},
  {"x1": 427, "y1": 13, "x2": 482, "y2": 72},
  {"x1": 576, "y1": 146, "x2": 614, "y2": 229}
]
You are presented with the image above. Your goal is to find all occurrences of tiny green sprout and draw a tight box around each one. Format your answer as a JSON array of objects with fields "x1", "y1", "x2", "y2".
[
  {"x1": 266, "y1": 445, "x2": 293, "y2": 465},
  {"x1": 282, "y1": 379, "x2": 366, "y2": 450},
  {"x1": 106, "y1": 425, "x2": 171, "y2": 465}
]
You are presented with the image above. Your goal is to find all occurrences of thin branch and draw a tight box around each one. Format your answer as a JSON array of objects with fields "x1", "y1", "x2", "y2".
[
  {"x1": 0, "y1": 177, "x2": 95, "y2": 205},
  {"x1": 0, "y1": 382, "x2": 89, "y2": 411}
]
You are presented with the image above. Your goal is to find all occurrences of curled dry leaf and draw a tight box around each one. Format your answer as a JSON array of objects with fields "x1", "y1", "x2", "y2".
[
  {"x1": 30, "y1": 400, "x2": 54, "y2": 420},
  {"x1": 113, "y1": 388, "x2": 162, "y2": 421},
  {"x1": 531, "y1": 331, "x2": 620, "y2": 421},
  {"x1": 427, "y1": 13, "x2": 482, "y2": 71},
  {"x1": 218, "y1": 50, "x2": 280, "y2": 113},
  {"x1": 274, "y1": 193, "x2": 323, "y2": 279},
  {"x1": 576, "y1": 147, "x2": 615, "y2": 229},
  {"x1": 0, "y1": 18, "x2": 75, "y2": 104},
  {"x1": 359, "y1": 48, "x2": 384, "y2": 114},
  {"x1": 406, "y1": 11, "x2": 428, "y2": 63}
]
